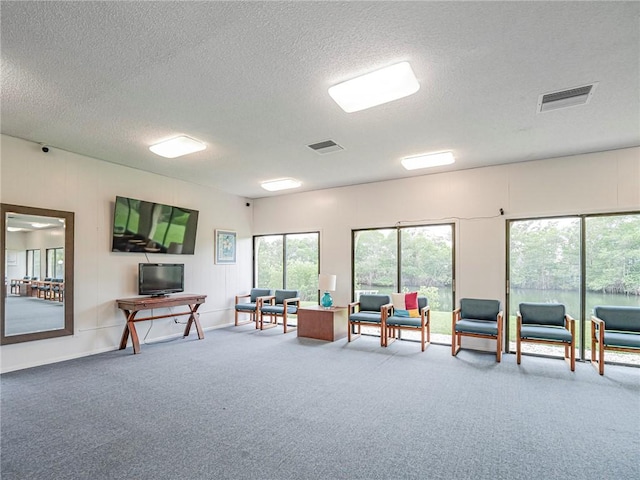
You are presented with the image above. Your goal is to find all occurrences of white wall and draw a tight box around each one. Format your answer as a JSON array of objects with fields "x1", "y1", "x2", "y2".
[
  {"x1": 252, "y1": 147, "x2": 640, "y2": 349},
  {"x1": 5, "y1": 231, "x2": 26, "y2": 281},
  {"x1": 1, "y1": 135, "x2": 253, "y2": 372},
  {"x1": 7, "y1": 227, "x2": 65, "y2": 279},
  {"x1": 1, "y1": 135, "x2": 638, "y2": 371}
]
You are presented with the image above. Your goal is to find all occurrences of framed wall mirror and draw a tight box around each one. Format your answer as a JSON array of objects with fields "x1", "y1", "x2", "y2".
[{"x1": 1, "y1": 204, "x2": 74, "y2": 345}]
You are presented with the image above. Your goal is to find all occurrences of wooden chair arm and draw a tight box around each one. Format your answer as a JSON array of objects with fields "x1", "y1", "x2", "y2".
[
  {"x1": 565, "y1": 314, "x2": 575, "y2": 335},
  {"x1": 452, "y1": 307, "x2": 461, "y2": 333},
  {"x1": 381, "y1": 302, "x2": 393, "y2": 320},
  {"x1": 261, "y1": 295, "x2": 276, "y2": 306},
  {"x1": 235, "y1": 293, "x2": 251, "y2": 303},
  {"x1": 591, "y1": 316, "x2": 605, "y2": 341},
  {"x1": 283, "y1": 297, "x2": 300, "y2": 306},
  {"x1": 497, "y1": 311, "x2": 504, "y2": 335},
  {"x1": 348, "y1": 301, "x2": 360, "y2": 314},
  {"x1": 422, "y1": 306, "x2": 431, "y2": 326}
]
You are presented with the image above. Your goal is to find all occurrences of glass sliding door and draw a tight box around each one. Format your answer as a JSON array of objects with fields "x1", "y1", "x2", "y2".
[
  {"x1": 585, "y1": 213, "x2": 640, "y2": 364},
  {"x1": 353, "y1": 228, "x2": 398, "y2": 299},
  {"x1": 352, "y1": 224, "x2": 454, "y2": 344},
  {"x1": 507, "y1": 217, "x2": 581, "y2": 358},
  {"x1": 254, "y1": 235, "x2": 284, "y2": 290},
  {"x1": 254, "y1": 232, "x2": 319, "y2": 305},
  {"x1": 284, "y1": 233, "x2": 320, "y2": 303},
  {"x1": 508, "y1": 212, "x2": 640, "y2": 363},
  {"x1": 400, "y1": 225, "x2": 454, "y2": 343}
]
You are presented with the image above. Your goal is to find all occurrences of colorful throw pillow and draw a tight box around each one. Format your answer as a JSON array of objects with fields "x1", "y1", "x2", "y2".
[{"x1": 392, "y1": 292, "x2": 419, "y2": 318}]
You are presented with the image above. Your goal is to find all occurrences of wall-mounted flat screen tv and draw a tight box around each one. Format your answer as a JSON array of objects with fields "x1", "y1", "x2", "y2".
[
  {"x1": 138, "y1": 263, "x2": 184, "y2": 296},
  {"x1": 112, "y1": 196, "x2": 199, "y2": 254}
]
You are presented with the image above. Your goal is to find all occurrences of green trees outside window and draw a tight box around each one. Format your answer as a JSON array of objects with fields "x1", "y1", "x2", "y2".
[
  {"x1": 254, "y1": 232, "x2": 319, "y2": 303},
  {"x1": 353, "y1": 224, "x2": 454, "y2": 343},
  {"x1": 508, "y1": 213, "x2": 640, "y2": 363}
]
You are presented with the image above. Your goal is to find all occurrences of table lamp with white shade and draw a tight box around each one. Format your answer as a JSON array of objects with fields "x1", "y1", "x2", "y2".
[{"x1": 318, "y1": 273, "x2": 337, "y2": 309}]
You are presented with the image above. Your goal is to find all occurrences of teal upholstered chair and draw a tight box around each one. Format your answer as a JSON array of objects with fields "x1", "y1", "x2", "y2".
[
  {"x1": 36, "y1": 277, "x2": 53, "y2": 299},
  {"x1": 591, "y1": 306, "x2": 640, "y2": 375},
  {"x1": 51, "y1": 279, "x2": 64, "y2": 302},
  {"x1": 517, "y1": 303, "x2": 575, "y2": 371},
  {"x1": 452, "y1": 298, "x2": 503, "y2": 362},
  {"x1": 382, "y1": 296, "x2": 430, "y2": 351},
  {"x1": 29, "y1": 277, "x2": 40, "y2": 296},
  {"x1": 348, "y1": 294, "x2": 392, "y2": 346},
  {"x1": 234, "y1": 288, "x2": 273, "y2": 327},
  {"x1": 10, "y1": 276, "x2": 29, "y2": 294},
  {"x1": 259, "y1": 289, "x2": 300, "y2": 333}
]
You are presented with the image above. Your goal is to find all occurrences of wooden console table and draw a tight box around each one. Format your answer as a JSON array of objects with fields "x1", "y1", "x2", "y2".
[
  {"x1": 116, "y1": 294, "x2": 207, "y2": 354},
  {"x1": 297, "y1": 305, "x2": 348, "y2": 342}
]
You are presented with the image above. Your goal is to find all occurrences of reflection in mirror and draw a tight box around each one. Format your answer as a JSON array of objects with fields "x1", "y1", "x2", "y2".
[{"x1": 1, "y1": 204, "x2": 74, "y2": 345}]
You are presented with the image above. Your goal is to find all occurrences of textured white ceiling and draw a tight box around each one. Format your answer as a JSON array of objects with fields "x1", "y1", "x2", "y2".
[{"x1": 2, "y1": 1, "x2": 639, "y2": 198}]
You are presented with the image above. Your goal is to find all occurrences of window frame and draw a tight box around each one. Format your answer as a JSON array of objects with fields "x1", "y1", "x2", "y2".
[
  {"x1": 253, "y1": 231, "x2": 320, "y2": 302},
  {"x1": 505, "y1": 210, "x2": 640, "y2": 361},
  {"x1": 351, "y1": 223, "x2": 456, "y2": 344}
]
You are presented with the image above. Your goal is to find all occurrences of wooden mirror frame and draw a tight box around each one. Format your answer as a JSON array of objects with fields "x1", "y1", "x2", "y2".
[{"x1": 1, "y1": 204, "x2": 74, "y2": 345}]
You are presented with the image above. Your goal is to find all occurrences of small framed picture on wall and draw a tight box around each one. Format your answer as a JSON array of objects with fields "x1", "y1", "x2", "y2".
[
  {"x1": 6, "y1": 250, "x2": 18, "y2": 266},
  {"x1": 215, "y1": 230, "x2": 237, "y2": 264}
]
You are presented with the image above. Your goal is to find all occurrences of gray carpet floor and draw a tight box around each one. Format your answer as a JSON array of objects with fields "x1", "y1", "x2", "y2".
[
  {"x1": 4, "y1": 295, "x2": 64, "y2": 336},
  {"x1": 1, "y1": 324, "x2": 639, "y2": 480}
]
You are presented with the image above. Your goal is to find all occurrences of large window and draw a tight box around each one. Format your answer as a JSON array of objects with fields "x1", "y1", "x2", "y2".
[
  {"x1": 353, "y1": 224, "x2": 454, "y2": 343},
  {"x1": 46, "y1": 247, "x2": 64, "y2": 278},
  {"x1": 26, "y1": 249, "x2": 40, "y2": 278},
  {"x1": 254, "y1": 232, "x2": 319, "y2": 304},
  {"x1": 585, "y1": 213, "x2": 640, "y2": 364},
  {"x1": 507, "y1": 212, "x2": 640, "y2": 364},
  {"x1": 507, "y1": 217, "x2": 581, "y2": 358}
]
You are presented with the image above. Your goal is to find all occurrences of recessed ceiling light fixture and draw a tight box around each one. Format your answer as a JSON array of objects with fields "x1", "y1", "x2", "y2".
[
  {"x1": 328, "y1": 61, "x2": 420, "y2": 113},
  {"x1": 7, "y1": 227, "x2": 22, "y2": 232},
  {"x1": 260, "y1": 178, "x2": 302, "y2": 192},
  {"x1": 149, "y1": 136, "x2": 206, "y2": 158},
  {"x1": 401, "y1": 151, "x2": 455, "y2": 170}
]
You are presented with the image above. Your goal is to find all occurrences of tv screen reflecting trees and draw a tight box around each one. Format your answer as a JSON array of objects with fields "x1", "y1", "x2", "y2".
[{"x1": 112, "y1": 196, "x2": 198, "y2": 254}]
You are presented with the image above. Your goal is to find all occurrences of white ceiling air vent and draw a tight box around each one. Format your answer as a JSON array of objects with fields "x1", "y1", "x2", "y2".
[
  {"x1": 537, "y1": 83, "x2": 598, "y2": 113},
  {"x1": 307, "y1": 140, "x2": 344, "y2": 154}
]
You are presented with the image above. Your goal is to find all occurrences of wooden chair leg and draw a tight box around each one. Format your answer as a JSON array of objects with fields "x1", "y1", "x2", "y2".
[
  {"x1": 570, "y1": 341, "x2": 575, "y2": 371},
  {"x1": 516, "y1": 335, "x2": 522, "y2": 365},
  {"x1": 598, "y1": 342, "x2": 605, "y2": 375}
]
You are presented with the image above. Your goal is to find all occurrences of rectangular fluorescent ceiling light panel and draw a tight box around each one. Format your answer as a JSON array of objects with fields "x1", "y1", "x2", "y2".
[
  {"x1": 149, "y1": 136, "x2": 206, "y2": 158},
  {"x1": 328, "y1": 62, "x2": 420, "y2": 113},
  {"x1": 261, "y1": 178, "x2": 302, "y2": 192},
  {"x1": 401, "y1": 151, "x2": 455, "y2": 170}
]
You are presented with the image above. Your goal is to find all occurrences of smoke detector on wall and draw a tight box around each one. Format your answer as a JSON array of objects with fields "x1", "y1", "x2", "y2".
[{"x1": 537, "y1": 83, "x2": 598, "y2": 113}]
